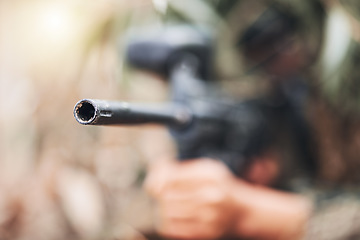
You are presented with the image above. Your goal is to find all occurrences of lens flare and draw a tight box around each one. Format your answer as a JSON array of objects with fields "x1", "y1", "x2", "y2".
[{"x1": 38, "y1": 4, "x2": 74, "y2": 44}]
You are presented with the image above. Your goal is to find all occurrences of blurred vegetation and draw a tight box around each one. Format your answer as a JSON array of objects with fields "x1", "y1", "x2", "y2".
[{"x1": 0, "y1": 0, "x2": 175, "y2": 239}]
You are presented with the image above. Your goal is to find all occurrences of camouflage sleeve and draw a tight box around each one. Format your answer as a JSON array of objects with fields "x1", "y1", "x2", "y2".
[{"x1": 304, "y1": 192, "x2": 360, "y2": 240}]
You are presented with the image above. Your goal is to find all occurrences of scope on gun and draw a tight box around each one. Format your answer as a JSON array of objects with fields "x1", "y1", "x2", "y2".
[{"x1": 126, "y1": 25, "x2": 213, "y2": 80}]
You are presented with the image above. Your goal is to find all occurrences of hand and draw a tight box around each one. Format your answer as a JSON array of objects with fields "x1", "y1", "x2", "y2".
[
  {"x1": 145, "y1": 158, "x2": 239, "y2": 239},
  {"x1": 145, "y1": 158, "x2": 312, "y2": 240}
]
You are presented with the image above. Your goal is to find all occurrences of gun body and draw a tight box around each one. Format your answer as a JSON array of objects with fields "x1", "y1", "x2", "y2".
[{"x1": 74, "y1": 26, "x2": 268, "y2": 176}]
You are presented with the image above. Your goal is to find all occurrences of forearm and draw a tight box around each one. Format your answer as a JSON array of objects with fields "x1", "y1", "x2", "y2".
[
  {"x1": 230, "y1": 180, "x2": 312, "y2": 240},
  {"x1": 146, "y1": 159, "x2": 313, "y2": 240}
]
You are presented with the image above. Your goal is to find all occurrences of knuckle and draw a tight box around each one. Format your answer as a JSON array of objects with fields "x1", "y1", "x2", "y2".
[{"x1": 201, "y1": 187, "x2": 227, "y2": 206}]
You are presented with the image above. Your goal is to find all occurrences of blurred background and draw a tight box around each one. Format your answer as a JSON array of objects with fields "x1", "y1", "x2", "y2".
[
  {"x1": 1, "y1": 0, "x2": 360, "y2": 239},
  {"x1": 0, "y1": 0, "x2": 175, "y2": 239}
]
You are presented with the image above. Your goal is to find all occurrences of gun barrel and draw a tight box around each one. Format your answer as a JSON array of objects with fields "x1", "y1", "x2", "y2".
[{"x1": 74, "y1": 99, "x2": 192, "y2": 126}]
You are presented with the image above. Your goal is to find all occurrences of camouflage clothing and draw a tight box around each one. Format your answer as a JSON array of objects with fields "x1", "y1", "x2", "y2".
[{"x1": 303, "y1": 188, "x2": 360, "y2": 240}]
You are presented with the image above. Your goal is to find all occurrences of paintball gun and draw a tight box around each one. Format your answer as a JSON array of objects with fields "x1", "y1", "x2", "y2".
[{"x1": 74, "y1": 26, "x2": 269, "y2": 176}]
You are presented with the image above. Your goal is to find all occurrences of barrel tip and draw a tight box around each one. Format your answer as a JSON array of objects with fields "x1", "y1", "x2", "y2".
[{"x1": 74, "y1": 99, "x2": 97, "y2": 125}]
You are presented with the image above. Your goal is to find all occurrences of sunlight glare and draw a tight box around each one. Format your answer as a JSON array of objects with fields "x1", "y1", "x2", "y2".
[{"x1": 38, "y1": 3, "x2": 74, "y2": 45}]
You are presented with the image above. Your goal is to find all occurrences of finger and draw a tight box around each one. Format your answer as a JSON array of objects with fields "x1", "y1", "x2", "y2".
[
  {"x1": 158, "y1": 218, "x2": 223, "y2": 240},
  {"x1": 157, "y1": 218, "x2": 200, "y2": 240},
  {"x1": 145, "y1": 160, "x2": 207, "y2": 194},
  {"x1": 156, "y1": 201, "x2": 197, "y2": 238},
  {"x1": 144, "y1": 160, "x2": 177, "y2": 196},
  {"x1": 169, "y1": 159, "x2": 232, "y2": 183},
  {"x1": 159, "y1": 198, "x2": 198, "y2": 219}
]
